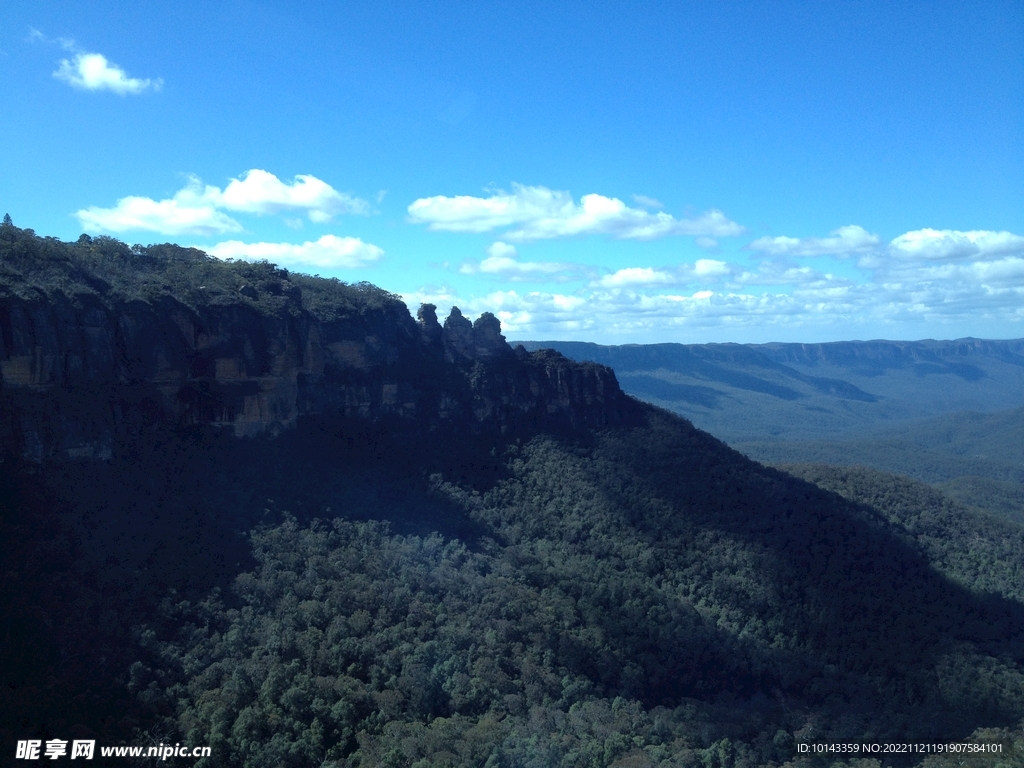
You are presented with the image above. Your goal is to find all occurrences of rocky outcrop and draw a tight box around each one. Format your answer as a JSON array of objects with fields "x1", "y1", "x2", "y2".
[
  {"x1": 416, "y1": 303, "x2": 443, "y2": 347},
  {"x1": 430, "y1": 306, "x2": 514, "y2": 364},
  {"x1": 0, "y1": 256, "x2": 634, "y2": 462}
]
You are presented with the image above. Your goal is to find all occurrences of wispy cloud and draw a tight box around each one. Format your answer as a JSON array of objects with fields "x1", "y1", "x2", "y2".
[
  {"x1": 632, "y1": 194, "x2": 664, "y2": 209},
  {"x1": 205, "y1": 235, "x2": 383, "y2": 268},
  {"x1": 408, "y1": 183, "x2": 745, "y2": 241},
  {"x1": 31, "y1": 28, "x2": 161, "y2": 95},
  {"x1": 54, "y1": 51, "x2": 162, "y2": 95},
  {"x1": 75, "y1": 170, "x2": 369, "y2": 235},
  {"x1": 29, "y1": 28, "x2": 163, "y2": 96}
]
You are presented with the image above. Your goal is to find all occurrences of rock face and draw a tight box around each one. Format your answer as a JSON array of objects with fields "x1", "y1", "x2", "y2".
[{"x1": 0, "y1": 238, "x2": 634, "y2": 462}]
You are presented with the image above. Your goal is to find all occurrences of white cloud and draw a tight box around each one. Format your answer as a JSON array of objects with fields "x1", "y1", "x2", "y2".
[
  {"x1": 748, "y1": 225, "x2": 880, "y2": 257},
  {"x1": 463, "y1": 288, "x2": 742, "y2": 336},
  {"x1": 888, "y1": 229, "x2": 1024, "y2": 262},
  {"x1": 891, "y1": 257, "x2": 1024, "y2": 289},
  {"x1": 484, "y1": 242, "x2": 517, "y2": 260},
  {"x1": 425, "y1": 225, "x2": 1015, "y2": 339},
  {"x1": 484, "y1": 280, "x2": 1024, "y2": 339},
  {"x1": 76, "y1": 194, "x2": 242, "y2": 236},
  {"x1": 413, "y1": 239, "x2": 1024, "y2": 342},
  {"x1": 411, "y1": 224, "x2": 1024, "y2": 342},
  {"x1": 594, "y1": 267, "x2": 675, "y2": 288},
  {"x1": 747, "y1": 225, "x2": 1024, "y2": 270},
  {"x1": 408, "y1": 183, "x2": 744, "y2": 241},
  {"x1": 408, "y1": 185, "x2": 576, "y2": 234},
  {"x1": 205, "y1": 235, "x2": 383, "y2": 268},
  {"x1": 75, "y1": 170, "x2": 369, "y2": 235},
  {"x1": 476, "y1": 255, "x2": 564, "y2": 276},
  {"x1": 460, "y1": 242, "x2": 581, "y2": 281},
  {"x1": 694, "y1": 258, "x2": 729, "y2": 277},
  {"x1": 971, "y1": 257, "x2": 1024, "y2": 285},
  {"x1": 589, "y1": 259, "x2": 735, "y2": 289},
  {"x1": 54, "y1": 52, "x2": 161, "y2": 95},
  {"x1": 403, "y1": 267, "x2": 1024, "y2": 341},
  {"x1": 214, "y1": 169, "x2": 369, "y2": 218}
]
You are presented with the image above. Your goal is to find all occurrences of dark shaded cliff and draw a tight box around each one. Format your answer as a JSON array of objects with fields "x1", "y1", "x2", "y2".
[{"x1": 0, "y1": 224, "x2": 634, "y2": 463}]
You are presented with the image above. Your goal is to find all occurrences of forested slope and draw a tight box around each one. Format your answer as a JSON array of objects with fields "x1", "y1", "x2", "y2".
[
  {"x1": 739, "y1": 408, "x2": 1024, "y2": 483},
  {"x1": 740, "y1": 408, "x2": 1024, "y2": 525}
]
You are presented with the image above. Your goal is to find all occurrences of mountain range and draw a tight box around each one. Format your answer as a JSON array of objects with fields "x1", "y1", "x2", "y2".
[{"x1": 513, "y1": 338, "x2": 1024, "y2": 443}]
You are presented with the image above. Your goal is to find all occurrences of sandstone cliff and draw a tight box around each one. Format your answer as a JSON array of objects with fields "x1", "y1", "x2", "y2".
[{"x1": 0, "y1": 225, "x2": 634, "y2": 462}]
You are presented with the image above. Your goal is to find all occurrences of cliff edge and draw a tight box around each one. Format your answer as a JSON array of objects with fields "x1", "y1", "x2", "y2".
[{"x1": 0, "y1": 223, "x2": 634, "y2": 462}]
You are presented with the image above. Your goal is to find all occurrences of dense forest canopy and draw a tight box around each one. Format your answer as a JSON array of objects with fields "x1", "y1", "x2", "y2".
[{"x1": 740, "y1": 408, "x2": 1024, "y2": 528}]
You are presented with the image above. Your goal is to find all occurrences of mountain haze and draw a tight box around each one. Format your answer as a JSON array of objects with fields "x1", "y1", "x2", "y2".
[{"x1": 514, "y1": 339, "x2": 1024, "y2": 443}]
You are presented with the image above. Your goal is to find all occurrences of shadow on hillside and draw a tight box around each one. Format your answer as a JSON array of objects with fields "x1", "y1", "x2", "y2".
[
  {"x1": 581, "y1": 407, "x2": 1024, "y2": 742},
  {"x1": 0, "y1": 415, "x2": 501, "y2": 745},
  {"x1": 8, "y1": 406, "x2": 1024, "y2": 752}
]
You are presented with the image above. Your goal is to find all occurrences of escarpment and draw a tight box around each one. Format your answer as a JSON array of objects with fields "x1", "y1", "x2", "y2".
[{"x1": 0, "y1": 226, "x2": 634, "y2": 462}]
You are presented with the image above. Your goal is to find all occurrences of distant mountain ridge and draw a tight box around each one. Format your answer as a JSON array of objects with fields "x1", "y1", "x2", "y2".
[{"x1": 513, "y1": 337, "x2": 1024, "y2": 442}]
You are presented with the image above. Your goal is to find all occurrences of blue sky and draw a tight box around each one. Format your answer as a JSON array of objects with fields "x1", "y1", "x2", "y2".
[{"x1": 2, "y1": 1, "x2": 1022, "y2": 343}]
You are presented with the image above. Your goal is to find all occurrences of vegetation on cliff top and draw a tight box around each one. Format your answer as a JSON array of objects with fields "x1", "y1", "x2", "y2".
[{"x1": 0, "y1": 217, "x2": 401, "y2": 320}]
